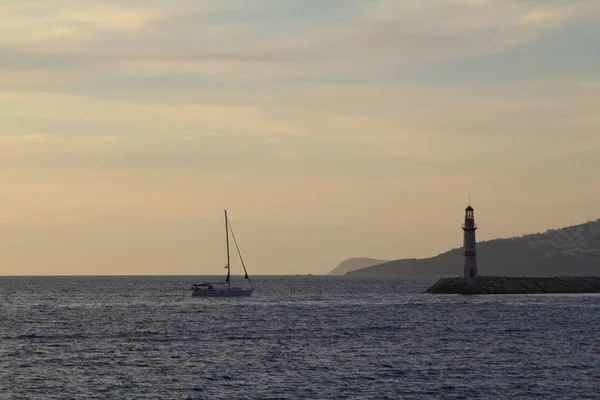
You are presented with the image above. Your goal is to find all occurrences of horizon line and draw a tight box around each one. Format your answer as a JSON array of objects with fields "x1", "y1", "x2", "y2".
[{"x1": 0, "y1": 273, "x2": 327, "y2": 277}]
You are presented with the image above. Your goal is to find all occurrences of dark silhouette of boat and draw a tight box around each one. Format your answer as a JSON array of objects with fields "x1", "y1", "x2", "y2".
[{"x1": 191, "y1": 210, "x2": 253, "y2": 297}]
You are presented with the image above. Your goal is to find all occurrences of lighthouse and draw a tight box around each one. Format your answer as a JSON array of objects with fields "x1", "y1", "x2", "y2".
[{"x1": 462, "y1": 205, "x2": 478, "y2": 281}]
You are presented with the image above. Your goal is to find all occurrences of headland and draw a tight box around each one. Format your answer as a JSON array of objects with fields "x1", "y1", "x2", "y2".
[{"x1": 424, "y1": 276, "x2": 600, "y2": 295}]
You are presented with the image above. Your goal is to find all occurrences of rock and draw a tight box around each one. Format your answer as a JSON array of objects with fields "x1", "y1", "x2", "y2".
[{"x1": 424, "y1": 276, "x2": 600, "y2": 294}]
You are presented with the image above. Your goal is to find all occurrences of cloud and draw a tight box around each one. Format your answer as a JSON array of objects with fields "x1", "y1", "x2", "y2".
[
  {"x1": 520, "y1": 9, "x2": 567, "y2": 25},
  {"x1": 0, "y1": 90, "x2": 293, "y2": 137},
  {"x1": 1, "y1": 0, "x2": 598, "y2": 87},
  {"x1": 580, "y1": 81, "x2": 600, "y2": 91},
  {"x1": 2, "y1": 79, "x2": 599, "y2": 181},
  {"x1": 0, "y1": 2, "x2": 168, "y2": 47},
  {"x1": 0, "y1": 133, "x2": 61, "y2": 142}
]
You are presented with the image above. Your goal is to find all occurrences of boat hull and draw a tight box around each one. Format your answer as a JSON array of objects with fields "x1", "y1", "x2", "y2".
[{"x1": 191, "y1": 288, "x2": 254, "y2": 297}]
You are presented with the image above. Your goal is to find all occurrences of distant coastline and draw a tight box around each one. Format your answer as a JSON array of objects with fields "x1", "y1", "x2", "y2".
[
  {"x1": 328, "y1": 257, "x2": 389, "y2": 275},
  {"x1": 332, "y1": 218, "x2": 600, "y2": 277}
]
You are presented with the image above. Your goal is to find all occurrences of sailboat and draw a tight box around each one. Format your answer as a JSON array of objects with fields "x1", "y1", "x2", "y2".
[{"x1": 191, "y1": 210, "x2": 254, "y2": 297}]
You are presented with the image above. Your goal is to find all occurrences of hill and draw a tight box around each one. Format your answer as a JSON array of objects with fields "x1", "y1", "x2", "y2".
[
  {"x1": 328, "y1": 257, "x2": 389, "y2": 275},
  {"x1": 346, "y1": 219, "x2": 600, "y2": 277}
]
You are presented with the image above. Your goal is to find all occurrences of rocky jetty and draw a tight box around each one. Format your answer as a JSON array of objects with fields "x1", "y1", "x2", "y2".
[{"x1": 425, "y1": 276, "x2": 600, "y2": 294}]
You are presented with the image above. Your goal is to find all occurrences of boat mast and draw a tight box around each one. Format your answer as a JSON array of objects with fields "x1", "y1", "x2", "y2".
[
  {"x1": 228, "y1": 218, "x2": 252, "y2": 290},
  {"x1": 225, "y1": 209, "x2": 231, "y2": 290}
]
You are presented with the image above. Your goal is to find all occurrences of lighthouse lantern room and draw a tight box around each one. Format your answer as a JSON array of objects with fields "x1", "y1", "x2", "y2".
[{"x1": 462, "y1": 205, "x2": 478, "y2": 281}]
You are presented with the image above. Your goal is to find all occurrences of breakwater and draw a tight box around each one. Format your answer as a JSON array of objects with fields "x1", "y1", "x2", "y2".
[{"x1": 425, "y1": 276, "x2": 600, "y2": 294}]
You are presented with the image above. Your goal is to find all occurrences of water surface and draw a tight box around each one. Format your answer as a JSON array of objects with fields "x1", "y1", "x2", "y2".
[{"x1": 1, "y1": 276, "x2": 598, "y2": 399}]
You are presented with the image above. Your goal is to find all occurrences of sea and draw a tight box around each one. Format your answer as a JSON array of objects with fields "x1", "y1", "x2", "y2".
[{"x1": 0, "y1": 276, "x2": 598, "y2": 399}]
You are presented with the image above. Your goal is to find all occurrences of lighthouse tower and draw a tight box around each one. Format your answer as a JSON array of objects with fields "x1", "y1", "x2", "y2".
[{"x1": 462, "y1": 205, "x2": 478, "y2": 281}]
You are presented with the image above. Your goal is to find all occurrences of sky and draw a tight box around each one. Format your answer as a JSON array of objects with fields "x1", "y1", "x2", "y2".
[{"x1": 1, "y1": 0, "x2": 600, "y2": 275}]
